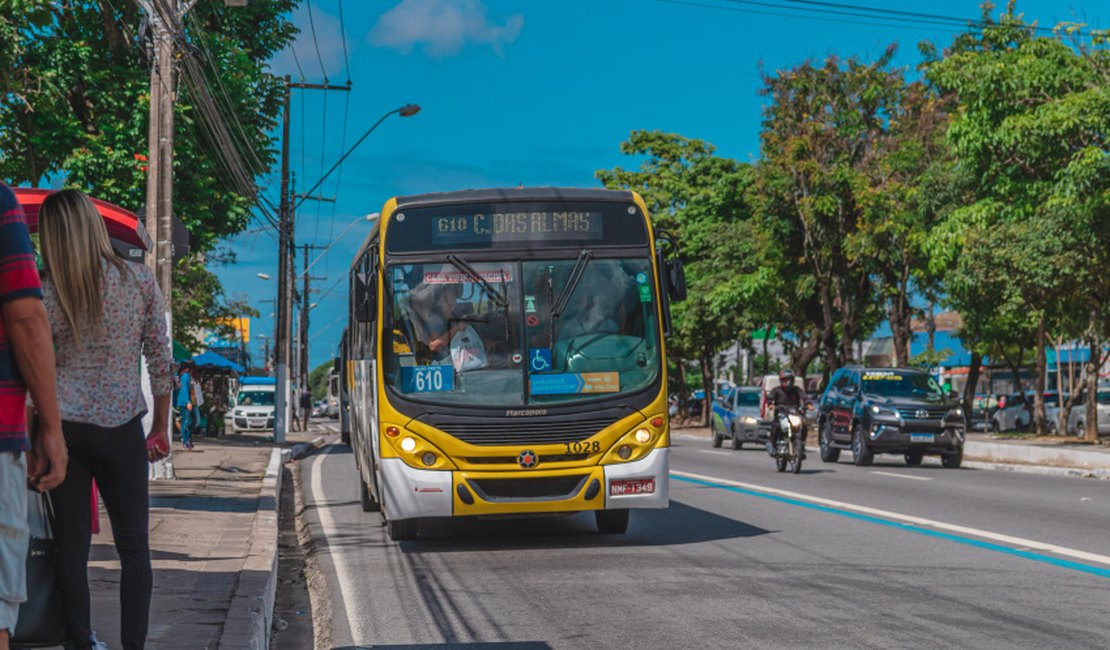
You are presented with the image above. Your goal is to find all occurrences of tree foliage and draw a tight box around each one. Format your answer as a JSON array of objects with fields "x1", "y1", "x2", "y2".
[
  {"x1": 597, "y1": 131, "x2": 766, "y2": 423},
  {"x1": 926, "y1": 4, "x2": 1110, "y2": 436},
  {"x1": 0, "y1": 0, "x2": 295, "y2": 342}
]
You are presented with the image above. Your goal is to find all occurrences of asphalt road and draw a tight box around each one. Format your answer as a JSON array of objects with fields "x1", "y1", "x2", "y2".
[{"x1": 299, "y1": 429, "x2": 1110, "y2": 650}]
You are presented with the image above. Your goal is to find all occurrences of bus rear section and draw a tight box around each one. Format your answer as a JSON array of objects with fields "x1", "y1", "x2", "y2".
[{"x1": 348, "y1": 187, "x2": 687, "y2": 540}]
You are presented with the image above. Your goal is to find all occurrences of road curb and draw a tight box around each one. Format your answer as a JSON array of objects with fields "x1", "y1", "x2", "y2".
[
  {"x1": 218, "y1": 447, "x2": 283, "y2": 650},
  {"x1": 675, "y1": 433, "x2": 1110, "y2": 480},
  {"x1": 290, "y1": 435, "x2": 327, "y2": 461}
]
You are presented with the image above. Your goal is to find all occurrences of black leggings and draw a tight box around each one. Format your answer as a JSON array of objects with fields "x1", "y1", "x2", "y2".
[{"x1": 51, "y1": 416, "x2": 151, "y2": 650}]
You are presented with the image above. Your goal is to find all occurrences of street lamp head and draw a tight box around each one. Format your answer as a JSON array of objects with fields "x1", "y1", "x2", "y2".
[
  {"x1": 365, "y1": 212, "x2": 379, "y2": 221},
  {"x1": 257, "y1": 273, "x2": 272, "y2": 280},
  {"x1": 398, "y1": 104, "x2": 421, "y2": 117}
]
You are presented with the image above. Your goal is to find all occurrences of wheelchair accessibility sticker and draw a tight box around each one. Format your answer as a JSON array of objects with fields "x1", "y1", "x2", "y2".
[{"x1": 529, "y1": 348, "x2": 552, "y2": 372}]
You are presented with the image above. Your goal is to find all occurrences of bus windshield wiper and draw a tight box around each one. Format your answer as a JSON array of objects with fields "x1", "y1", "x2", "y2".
[
  {"x1": 551, "y1": 249, "x2": 593, "y2": 319},
  {"x1": 445, "y1": 254, "x2": 508, "y2": 309}
]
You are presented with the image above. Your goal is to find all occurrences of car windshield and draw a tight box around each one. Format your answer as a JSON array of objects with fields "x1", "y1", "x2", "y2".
[
  {"x1": 1098, "y1": 392, "x2": 1110, "y2": 405},
  {"x1": 384, "y1": 258, "x2": 660, "y2": 406},
  {"x1": 736, "y1": 391, "x2": 760, "y2": 406},
  {"x1": 861, "y1": 371, "x2": 944, "y2": 399},
  {"x1": 237, "y1": 390, "x2": 274, "y2": 406}
]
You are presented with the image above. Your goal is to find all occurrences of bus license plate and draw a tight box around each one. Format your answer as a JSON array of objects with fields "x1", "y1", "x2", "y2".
[
  {"x1": 609, "y1": 478, "x2": 655, "y2": 496},
  {"x1": 910, "y1": 434, "x2": 935, "y2": 443}
]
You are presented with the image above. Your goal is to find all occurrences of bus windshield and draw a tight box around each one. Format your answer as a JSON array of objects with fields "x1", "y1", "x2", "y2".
[{"x1": 385, "y1": 258, "x2": 660, "y2": 406}]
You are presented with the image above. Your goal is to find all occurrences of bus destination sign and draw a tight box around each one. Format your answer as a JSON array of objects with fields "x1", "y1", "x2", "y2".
[{"x1": 431, "y1": 211, "x2": 604, "y2": 246}]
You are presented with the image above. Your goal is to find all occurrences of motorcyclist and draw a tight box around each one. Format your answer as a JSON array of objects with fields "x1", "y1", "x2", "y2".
[{"x1": 766, "y1": 368, "x2": 811, "y2": 458}]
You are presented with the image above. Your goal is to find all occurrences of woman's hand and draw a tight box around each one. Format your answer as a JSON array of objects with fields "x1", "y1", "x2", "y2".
[{"x1": 147, "y1": 428, "x2": 170, "y2": 462}]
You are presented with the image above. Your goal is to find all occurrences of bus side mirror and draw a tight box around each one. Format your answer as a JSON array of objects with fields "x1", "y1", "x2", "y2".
[
  {"x1": 666, "y1": 259, "x2": 687, "y2": 302},
  {"x1": 354, "y1": 273, "x2": 376, "y2": 323}
]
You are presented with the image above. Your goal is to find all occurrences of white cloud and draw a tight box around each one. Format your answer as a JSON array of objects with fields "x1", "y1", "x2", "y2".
[{"x1": 370, "y1": 0, "x2": 524, "y2": 58}]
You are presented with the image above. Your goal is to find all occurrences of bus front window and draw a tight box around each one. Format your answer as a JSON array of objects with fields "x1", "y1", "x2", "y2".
[
  {"x1": 525, "y1": 258, "x2": 660, "y2": 404},
  {"x1": 387, "y1": 262, "x2": 523, "y2": 405},
  {"x1": 385, "y1": 258, "x2": 661, "y2": 407}
]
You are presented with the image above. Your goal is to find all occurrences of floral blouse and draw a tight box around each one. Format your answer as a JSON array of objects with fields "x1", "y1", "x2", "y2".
[{"x1": 43, "y1": 260, "x2": 174, "y2": 428}]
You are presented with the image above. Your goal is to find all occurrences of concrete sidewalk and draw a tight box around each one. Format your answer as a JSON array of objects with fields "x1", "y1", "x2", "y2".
[{"x1": 81, "y1": 425, "x2": 328, "y2": 649}]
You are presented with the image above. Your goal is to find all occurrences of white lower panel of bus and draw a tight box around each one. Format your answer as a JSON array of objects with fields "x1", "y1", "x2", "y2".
[
  {"x1": 380, "y1": 457, "x2": 453, "y2": 521},
  {"x1": 603, "y1": 447, "x2": 669, "y2": 510}
]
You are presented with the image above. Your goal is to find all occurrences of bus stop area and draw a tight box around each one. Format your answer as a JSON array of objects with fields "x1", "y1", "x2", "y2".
[{"x1": 85, "y1": 426, "x2": 327, "y2": 649}]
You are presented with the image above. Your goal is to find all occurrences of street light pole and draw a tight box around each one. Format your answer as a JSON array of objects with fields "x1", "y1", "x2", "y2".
[{"x1": 274, "y1": 78, "x2": 351, "y2": 444}]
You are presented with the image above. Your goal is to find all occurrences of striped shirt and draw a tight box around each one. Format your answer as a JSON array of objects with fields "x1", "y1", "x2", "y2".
[{"x1": 0, "y1": 184, "x2": 42, "y2": 453}]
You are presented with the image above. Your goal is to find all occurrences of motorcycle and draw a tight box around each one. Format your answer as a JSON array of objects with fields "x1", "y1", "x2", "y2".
[{"x1": 771, "y1": 406, "x2": 806, "y2": 474}]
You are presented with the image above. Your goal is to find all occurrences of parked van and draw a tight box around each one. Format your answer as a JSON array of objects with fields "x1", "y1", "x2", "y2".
[{"x1": 232, "y1": 377, "x2": 276, "y2": 432}]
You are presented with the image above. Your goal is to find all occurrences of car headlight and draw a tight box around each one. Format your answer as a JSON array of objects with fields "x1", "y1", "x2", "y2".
[
  {"x1": 870, "y1": 405, "x2": 898, "y2": 417},
  {"x1": 234, "y1": 410, "x2": 243, "y2": 417},
  {"x1": 741, "y1": 416, "x2": 758, "y2": 425},
  {"x1": 948, "y1": 408, "x2": 964, "y2": 418}
]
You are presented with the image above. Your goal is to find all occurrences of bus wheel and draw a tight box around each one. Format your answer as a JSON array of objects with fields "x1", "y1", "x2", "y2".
[
  {"x1": 595, "y1": 509, "x2": 629, "y2": 534},
  {"x1": 387, "y1": 518, "x2": 418, "y2": 541},
  {"x1": 359, "y1": 474, "x2": 380, "y2": 512}
]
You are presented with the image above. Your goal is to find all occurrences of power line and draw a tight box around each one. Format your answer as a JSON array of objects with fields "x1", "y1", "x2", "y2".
[
  {"x1": 657, "y1": 0, "x2": 973, "y2": 34},
  {"x1": 658, "y1": 0, "x2": 1091, "y2": 37},
  {"x1": 337, "y1": 0, "x2": 352, "y2": 83},
  {"x1": 306, "y1": 0, "x2": 329, "y2": 81}
]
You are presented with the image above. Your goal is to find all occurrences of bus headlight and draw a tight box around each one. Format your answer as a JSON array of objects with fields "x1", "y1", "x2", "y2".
[
  {"x1": 602, "y1": 417, "x2": 666, "y2": 465},
  {"x1": 380, "y1": 424, "x2": 457, "y2": 470}
]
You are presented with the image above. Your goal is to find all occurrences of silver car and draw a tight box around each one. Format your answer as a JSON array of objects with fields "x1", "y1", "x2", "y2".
[
  {"x1": 990, "y1": 391, "x2": 1035, "y2": 433},
  {"x1": 711, "y1": 386, "x2": 770, "y2": 449},
  {"x1": 1048, "y1": 390, "x2": 1110, "y2": 436}
]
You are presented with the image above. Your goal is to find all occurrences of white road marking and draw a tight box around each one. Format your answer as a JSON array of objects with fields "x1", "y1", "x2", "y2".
[
  {"x1": 871, "y1": 471, "x2": 932, "y2": 482},
  {"x1": 310, "y1": 450, "x2": 365, "y2": 643},
  {"x1": 672, "y1": 469, "x2": 1110, "y2": 567},
  {"x1": 698, "y1": 450, "x2": 733, "y2": 456}
]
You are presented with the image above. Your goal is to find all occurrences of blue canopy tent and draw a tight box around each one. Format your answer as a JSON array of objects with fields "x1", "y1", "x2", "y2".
[{"x1": 192, "y1": 350, "x2": 245, "y2": 374}]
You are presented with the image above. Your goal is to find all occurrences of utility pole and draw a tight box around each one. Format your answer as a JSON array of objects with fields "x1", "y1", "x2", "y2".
[
  {"x1": 274, "y1": 78, "x2": 350, "y2": 443},
  {"x1": 141, "y1": 0, "x2": 189, "y2": 481},
  {"x1": 299, "y1": 242, "x2": 327, "y2": 412},
  {"x1": 275, "y1": 76, "x2": 292, "y2": 443}
]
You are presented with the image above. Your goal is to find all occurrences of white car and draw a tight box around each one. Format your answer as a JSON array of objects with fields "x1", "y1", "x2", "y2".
[{"x1": 231, "y1": 380, "x2": 276, "y2": 432}]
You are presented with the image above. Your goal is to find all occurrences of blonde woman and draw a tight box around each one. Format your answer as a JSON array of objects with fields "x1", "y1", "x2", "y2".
[{"x1": 38, "y1": 190, "x2": 173, "y2": 650}]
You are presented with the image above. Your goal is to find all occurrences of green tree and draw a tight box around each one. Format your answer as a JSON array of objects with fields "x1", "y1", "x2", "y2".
[
  {"x1": 597, "y1": 131, "x2": 767, "y2": 424},
  {"x1": 750, "y1": 48, "x2": 910, "y2": 376},
  {"x1": 0, "y1": 0, "x2": 296, "y2": 337},
  {"x1": 926, "y1": 5, "x2": 1110, "y2": 437},
  {"x1": 308, "y1": 360, "x2": 333, "y2": 401}
]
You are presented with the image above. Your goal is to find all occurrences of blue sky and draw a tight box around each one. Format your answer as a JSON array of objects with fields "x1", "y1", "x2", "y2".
[{"x1": 215, "y1": 0, "x2": 1107, "y2": 370}]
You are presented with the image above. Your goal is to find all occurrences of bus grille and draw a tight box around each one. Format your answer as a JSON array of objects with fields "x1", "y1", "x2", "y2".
[
  {"x1": 465, "y1": 453, "x2": 590, "y2": 465},
  {"x1": 467, "y1": 475, "x2": 589, "y2": 502},
  {"x1": 436, "y1": 417, "x2": 617, "y2": 446}
]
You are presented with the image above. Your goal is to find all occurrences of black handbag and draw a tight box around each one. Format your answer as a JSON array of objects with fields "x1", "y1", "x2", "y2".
[{"x1": 12, "y1": 490, "x2": 66, "y2": 648}]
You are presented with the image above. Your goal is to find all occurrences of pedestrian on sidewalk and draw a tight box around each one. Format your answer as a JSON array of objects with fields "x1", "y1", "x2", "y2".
[
  {"x1": 0, "y1": 183, "x2": 68, "y2": 650},
  {"x1": 300, "y1": 389, "x2": 312, "y2": 431},
  {"x1": 37, "y1": 189, "x2": 173, "y2": 650},
  {"x1": 175, "y1": 361, "x2": 195, "y2": 449}
]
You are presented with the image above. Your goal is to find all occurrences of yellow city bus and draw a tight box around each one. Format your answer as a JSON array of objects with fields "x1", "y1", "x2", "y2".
[{"x1": 346, "y1": 188, "x2": 686, "y2": 540}]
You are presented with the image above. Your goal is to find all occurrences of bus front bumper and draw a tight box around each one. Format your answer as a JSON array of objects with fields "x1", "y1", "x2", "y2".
[{"x1": 380, "y1": 448, "x2": 670, "y2": 521}]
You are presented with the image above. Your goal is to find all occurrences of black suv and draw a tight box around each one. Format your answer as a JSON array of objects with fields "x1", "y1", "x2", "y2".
[{"x1": 817, "y1": 367, "x2": 965, "y2": 468}]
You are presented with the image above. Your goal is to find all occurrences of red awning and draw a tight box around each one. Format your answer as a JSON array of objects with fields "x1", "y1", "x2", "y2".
[{"x1": 14, "y1": 187, "x2": 152, "y2": 251}]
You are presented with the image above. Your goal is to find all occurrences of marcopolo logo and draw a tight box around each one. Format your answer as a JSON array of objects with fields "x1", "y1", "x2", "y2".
[
  {"x1": 506, "y1": 409, "x2": 547, "y2": 417},
  {"x1": 518, "y1": 450, "x2": 539, "y2": 468}
]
